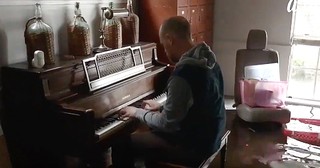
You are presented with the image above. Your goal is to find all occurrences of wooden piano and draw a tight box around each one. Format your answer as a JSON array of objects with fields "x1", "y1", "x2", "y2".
[{"x1": 0, "y1": 42, "x2": 170, "y2": 167}]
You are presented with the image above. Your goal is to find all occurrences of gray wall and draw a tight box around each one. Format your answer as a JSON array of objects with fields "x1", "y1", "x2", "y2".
[{"x1": 214, "y1": 0, "x2": 293, "y2": 96}]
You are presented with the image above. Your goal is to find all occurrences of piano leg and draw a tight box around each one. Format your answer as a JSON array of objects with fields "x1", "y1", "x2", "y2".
[
  {"x1": 111, "y1": 135, "x2": 135, "y2": 168},
  {"x1": 65, "y1": 156, "x2": 83, "y2": 168},
  {"x1": 64, "y1": 150, "x2": 108, "y2": 168},
  {"x1": 85, "y1": 149, "x2": 108, "y2": 168}
]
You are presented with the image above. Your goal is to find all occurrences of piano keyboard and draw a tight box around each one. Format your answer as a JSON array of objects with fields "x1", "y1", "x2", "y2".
[
  {"x1": 152, "y1": 92, "x2": 167, "y2": 106},
  {"x1": 95, "y1": 115, "x2": 125, "y2": 138},
  {"x1": 94, "y1": 92, "x2": 167, "y2": 139}
]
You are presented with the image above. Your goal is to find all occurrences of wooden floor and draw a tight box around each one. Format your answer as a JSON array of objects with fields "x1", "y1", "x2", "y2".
[{"x1": 0, "y1": 135, "x2": 11, "y2": 168}]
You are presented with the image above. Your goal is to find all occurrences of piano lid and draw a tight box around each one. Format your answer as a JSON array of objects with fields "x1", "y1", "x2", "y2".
[{"x1": 83, "y1": 46, "x2": 146, "y2": 92}]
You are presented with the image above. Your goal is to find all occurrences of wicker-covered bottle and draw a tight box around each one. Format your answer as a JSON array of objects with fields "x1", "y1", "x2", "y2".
[
  {"x1": 25, "y1": 3, "x2": 55, "y2": 66},
  {"x1": 121, "y1": 0, "x2": 139, "y2": 45},
  {"x1": 104, "y1": 2, "x2": 122, "y2": 49},
  {"x1": 67, "y1": 2, "x2": 91, "y2": 57}
]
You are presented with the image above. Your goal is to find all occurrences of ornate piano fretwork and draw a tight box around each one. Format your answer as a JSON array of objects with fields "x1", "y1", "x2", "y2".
[{"x1": 83, "y1": 46, "x2": 146, "y2": 92}]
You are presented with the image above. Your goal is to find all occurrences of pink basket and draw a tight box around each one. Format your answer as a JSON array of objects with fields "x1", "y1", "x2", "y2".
[{"x1": 239, "y1": 79, "x2": 288, "y2": 108}]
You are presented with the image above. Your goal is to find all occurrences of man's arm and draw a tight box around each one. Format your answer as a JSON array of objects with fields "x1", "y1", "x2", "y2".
[
  {"x1": 142, "y1": 99, "x2": 161, "y2": 111},
  {"x1": 135, "y1": 76, "x2": 193, "y2": 132}
]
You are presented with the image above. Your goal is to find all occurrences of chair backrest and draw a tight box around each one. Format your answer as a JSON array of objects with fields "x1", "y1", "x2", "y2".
[{"x1": 234, "y1": 29, "x2": 279, "y2": 106}]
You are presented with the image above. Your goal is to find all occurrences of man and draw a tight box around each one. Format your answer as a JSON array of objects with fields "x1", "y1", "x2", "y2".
[{"x1": 112, "y1": 16, "x2": 226, "y2": 168}]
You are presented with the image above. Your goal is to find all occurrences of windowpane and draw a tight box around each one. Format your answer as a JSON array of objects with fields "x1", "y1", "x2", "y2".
[
  {"x1": 294, "y1": 0, "x2": 320, "y2": 39},
  {"x1": 318, "y1": 53, "x2": 320, "y2": 69},
  {"x1": 288, "y1": 0, "x2": 320, "y2": 102},
  {"x1": 315, "y1": 73, "x2": 320, "y2": 100},
  {"x1": 288, "y1": 69, "x2": 316, "y2": 99},
  {"x1": 290, "y1": 45, "x2": 319, "y2": 69}
]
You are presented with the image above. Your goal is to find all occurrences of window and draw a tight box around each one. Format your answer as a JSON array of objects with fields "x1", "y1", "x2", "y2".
[{"x1": 288, "y1": 0, "x2": 320, "y2": 101}]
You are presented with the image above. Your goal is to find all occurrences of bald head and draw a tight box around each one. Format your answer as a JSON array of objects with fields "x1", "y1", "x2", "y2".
[
  {"x1": 160, "y1": 16, "x2": 191, "y2": 40},
  {"x1": 159, "y1": 16, "x2": 194, "y2": 63}
]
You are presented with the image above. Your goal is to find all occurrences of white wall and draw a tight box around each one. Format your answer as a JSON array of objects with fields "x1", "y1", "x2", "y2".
[{"x1": 213, "y1": 0, "x2": 293, "y2": 96}]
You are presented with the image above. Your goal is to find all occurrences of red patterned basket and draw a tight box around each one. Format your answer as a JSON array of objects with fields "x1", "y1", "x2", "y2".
[
  {"x1": 290, "y1": 118, "x2": 320, "y2": 126},
  {"x1": 283, "y1": 119, "x2": 320, "y2": 146}
]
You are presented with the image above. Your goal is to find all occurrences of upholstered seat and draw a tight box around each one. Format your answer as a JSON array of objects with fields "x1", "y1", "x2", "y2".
[
  {"x1": 234, "y1": 29, "x2": 290, "y2": 123},
  {"x1": 237, "y1": 104, "x2": 290, "y2": 123}
]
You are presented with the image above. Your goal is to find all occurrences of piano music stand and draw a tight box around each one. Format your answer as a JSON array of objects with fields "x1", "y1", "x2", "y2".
[{"x1": 83, "y1": 46, "x2": 146, "y2": 92}]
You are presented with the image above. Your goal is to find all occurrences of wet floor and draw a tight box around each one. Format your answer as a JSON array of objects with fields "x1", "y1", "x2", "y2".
[{"x1": 224, "y1": 108, "x2": 320, "y2": 168}]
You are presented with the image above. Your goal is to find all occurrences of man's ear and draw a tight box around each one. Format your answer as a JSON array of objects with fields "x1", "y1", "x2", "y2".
[{"x1": 165, "y1": 34, "x2": 173, "y2": 46}]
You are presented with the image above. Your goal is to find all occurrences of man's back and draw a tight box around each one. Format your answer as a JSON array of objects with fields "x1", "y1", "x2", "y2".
[
  {"x1": 172, "y1": 63, "x2": 226, "y2": 154},
  {"x1": 169, "y1": 42, "x2": 226, "y2": 156}
]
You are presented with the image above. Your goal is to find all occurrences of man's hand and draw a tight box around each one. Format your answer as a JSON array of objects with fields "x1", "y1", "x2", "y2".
[
  {"x1": 142, "y1": 100, "x2": 161, "y2": 111},
  {"x1": 119, "y1": 106, "x2": 138, "y2": 119}
]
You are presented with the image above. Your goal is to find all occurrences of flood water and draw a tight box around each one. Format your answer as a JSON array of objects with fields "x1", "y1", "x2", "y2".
[{"x1": 225, "y1": 106, "x2": 320, "y2": 168}]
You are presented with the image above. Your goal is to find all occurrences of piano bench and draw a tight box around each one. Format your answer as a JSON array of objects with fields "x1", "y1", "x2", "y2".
[{"x1": 150, "y1": 130, "x2": 231, "y2": 168}]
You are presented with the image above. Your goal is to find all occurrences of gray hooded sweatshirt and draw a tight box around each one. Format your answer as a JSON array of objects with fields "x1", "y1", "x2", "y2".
[{"x1": 134, "y1": 42, "x2": 218, "y2": 132}]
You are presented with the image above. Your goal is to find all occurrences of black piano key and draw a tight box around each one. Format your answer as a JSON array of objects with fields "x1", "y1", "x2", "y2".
[{"x1": 95, "y1": 114, "x2": 121, "y2": 130}]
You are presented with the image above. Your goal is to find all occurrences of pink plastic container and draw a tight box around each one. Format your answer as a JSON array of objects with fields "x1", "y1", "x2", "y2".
[{"x1": 239, "y1": 79, "x2": 288, "y2": 108}]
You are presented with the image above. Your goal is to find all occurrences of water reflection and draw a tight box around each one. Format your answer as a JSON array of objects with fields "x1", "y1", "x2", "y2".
[
  {"x1": 257, "y1": 137, "x2": 320, "y2": 168},
  {"x1": 229, "y1": 118, "x2": 285, "y2": 167},
  {"x1": 226, "y1": 110, "x2": 320, "y2": 168}
]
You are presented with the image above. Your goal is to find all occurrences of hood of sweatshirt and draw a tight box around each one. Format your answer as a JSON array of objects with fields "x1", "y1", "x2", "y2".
[{"x1": 175, "y1": 42, "x2": 216, "y2": 69}]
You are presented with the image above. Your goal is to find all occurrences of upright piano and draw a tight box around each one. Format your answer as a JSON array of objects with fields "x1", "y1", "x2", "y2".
[{"x1": 0, "y1": 42, "x2": 170, "y2": 167}]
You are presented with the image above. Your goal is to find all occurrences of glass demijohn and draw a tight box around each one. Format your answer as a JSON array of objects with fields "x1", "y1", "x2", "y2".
[
  {"x1": 104, "y1": 2, "x2": 122, "y2": 49},
  {"x1": 121, "y1": 0, "x2": 139, "y2": 44},
  {"x1": 24, "y1": 3, "x2": 55, "y2": 66},
  {"x1": 67, "y1": 2, "x2": 91, "y2": 57}
]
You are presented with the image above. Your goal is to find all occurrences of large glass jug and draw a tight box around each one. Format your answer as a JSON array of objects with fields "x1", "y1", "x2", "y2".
[
  {"x1": 67, "y1": 2, "x2": 91, "y2": 57},
  {"x1": 24, "y1": 3, "x2": 55, "y2": 66},
  {"x1": 104, "y1": 2, "x2": 122, "y2": 49},
  {"x1": 121, "y1": 0, "x2": 139, "y2": 45}
]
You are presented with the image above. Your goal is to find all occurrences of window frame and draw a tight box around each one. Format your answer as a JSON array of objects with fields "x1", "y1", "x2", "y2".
[{"x1": 287, "y1": 0, "x2": 320, "y2": 102}]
